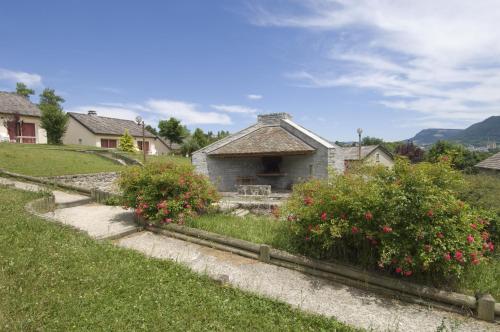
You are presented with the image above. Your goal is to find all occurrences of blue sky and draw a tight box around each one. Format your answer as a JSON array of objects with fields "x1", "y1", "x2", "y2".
[{"x1": 1, "y1": 1, "x2": 499, "y2": 141}]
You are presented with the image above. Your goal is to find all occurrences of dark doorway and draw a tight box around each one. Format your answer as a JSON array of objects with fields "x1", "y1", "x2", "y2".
[{"x1": 261, "y1": 156, "x2": 282, "y2": 174}]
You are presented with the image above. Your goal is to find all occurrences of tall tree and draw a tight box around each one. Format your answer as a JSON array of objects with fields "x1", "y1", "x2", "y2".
[
  {"x1": 39, "y1": 88, "x2": 68, "y2": 144},
  {"x1": 395, "y1": 141, "x2": 425, "y2": 163},
  {"x1": 145, "y1": 124, "x2": 158, "y2": 136},
  {"x1": 15, "y1": 82, "x2": 34, "y2": 99},
  {"x1": 119, "y1": 129, "x2": 135, "y2": 152},
  {"x1": 362, "y1": 136, "x2": 384, "y2": 146},
  {"x1": 158, "y1": 117, "x2": 189, "y2": 148}
]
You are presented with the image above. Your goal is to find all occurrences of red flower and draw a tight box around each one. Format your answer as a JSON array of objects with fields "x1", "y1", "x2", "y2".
[
  {"x1": 470, "y1": 223, "x2": 477, "y2": 230},
  {"x1": 404, "y1": 270, "x2": 413, "y2": 277},
  {"x1": 466, "y1": 234, "x2": 475, "y2": 244},
  {"x1": 395, "y1": 267, "x2": 402, "y2": 274},
  {"x1": 165, "y1": 218, "x2": 173, "y2": 223},
  {"x1": 454, "y1": 251, "x2": 463, "y2": 261},
  {"x1": 157, "y1": 201, "x2": 166, "y2": 209},
  {"x1": 443, "y1": 252, "x2": 451, "y2": 261},
  {"x1": 304, "y1": 196, "x2": 313, "y2": 206},
  {"x1": 162, "y1": 208, "x2": 170, "y2": 215},
  {"x1": 481, "y1": 231, "x2": 489, "y2": 240},
  {"x1": 488, "y1": 242, "x2": 495, "y2": 252},
  {"x1": 436, "y1": 232, "x2": 444, "y2": 239},
  {"x1": 351, "y1": 226, "x2": 359, "y2": 234},
  {"x1": 320, "y1": 212, "x2": 328, "y2": 221},
  {"x1": 142, "y1": 203, "x2": 149, "y2": 209},
  {"x1": 364, "y1": 211, "x2": 373, "y2": 221},
  {"x1": 382, "y1": 226, "x2": 392, "y2": 233},
  {"x1": 472, "y1": 258, "x2": 480, "y2": 265},
  {"x1": 426, "y1": 210, "x2": 434, "y2": 218}
]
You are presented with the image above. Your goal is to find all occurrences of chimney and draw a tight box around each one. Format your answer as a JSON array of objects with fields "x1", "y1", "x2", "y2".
[
  {"x1": 88, "y1": 110, "x2": 97, "y2": 116},
  {"x1": 257, "y1": 113, "x2": 292, "y2": 125}
]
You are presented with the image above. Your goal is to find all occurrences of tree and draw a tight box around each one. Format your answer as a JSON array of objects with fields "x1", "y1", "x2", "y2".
[
  {"x1": 362, "y1": 136, "x2": 384, "y2": 146},
  {"x1": 119, "y1": 129, "x2": 135, "y2": 152},
  {"x1": 39, "y1": 88, "x2": 68, "y2": 144},
  {"x1": 15, "y1": 82, "x2": 34, "y2": 99},
  {"x1": 145, "y1": 124, "x2": 158, "y2": 136},
  {"x1": 427, "y1": 140, "x2": 491, "y2": 174},
  {"x1": 158, "y1": 117, "x2": 189, "y2": 148},
  {"x1": 395, "y1": 141, "x2": 425, "y2": 163}
]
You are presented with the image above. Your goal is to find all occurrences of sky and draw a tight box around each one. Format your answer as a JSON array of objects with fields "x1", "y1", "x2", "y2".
[{"x1": 1, "y1": 0, "x2": 499, "y2": 141}]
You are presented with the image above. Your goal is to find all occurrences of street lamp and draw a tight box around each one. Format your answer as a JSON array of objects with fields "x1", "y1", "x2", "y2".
[
  {"x1": 357, "y1": 128, "x2": 363, "y2": 161},
  {"x1": 136, "y1": 116, "x2": 146, "y2": 163}
]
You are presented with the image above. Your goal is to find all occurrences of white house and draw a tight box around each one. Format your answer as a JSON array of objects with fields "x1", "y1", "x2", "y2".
[
  {"x1": 63, "y1": 111, "x2": 172, "y2": 155},
  {"x1": 0, "y1": 91, "x2": 47, "y2": 144}
]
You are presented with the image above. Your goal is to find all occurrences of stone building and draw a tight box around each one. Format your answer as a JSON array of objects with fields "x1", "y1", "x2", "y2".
[
  {"x1": 475, "y1": 152, "x2": 500, "y2": 174},
  {"x1": 192, "y1": 113, "x2": 345, "y2": 192},
  {"x1": 342, "y1": 145, "x2": 394, "y2": 169}
]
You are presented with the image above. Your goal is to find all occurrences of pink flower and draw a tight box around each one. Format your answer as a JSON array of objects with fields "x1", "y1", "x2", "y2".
[
  {"x1": 395, "y1": 267, "x2": 402, "y2": 274},
  {"x1": 164, "y1": 218, "x2": 173, "y2": 223},
  {"x1": 404, "y1": 270, "x2": 413, "y2": 277},
  {"x1": 467, "y1": 234, "x2": 474, "y2": 244},
  {"x1": 472, "y1": 258, "x2": 480, "y2": 265},
  {"x1": 481, "y1": 231, "x2": 489, "y2": 240},
  {"x1": 142, "y1": 203, "x2": 149, "y2": 209},
  {"x1": 470, "y1": 223, "x2": 477, "y2": 230},
  {"x1": 488, "y1": 242, "x2": 495, "y2": 252},
  {"x1": 320, "y1": 212, "x2": 328, "y2": 221},
  {"x1": 304, "y1": 197, "x2": 313, "y2": 206},
  {"x1": 436, "y1": 232, "x2": 444, "y2": 239},
  {"x1": 443, "y1": 252, "x2": 451, "y2": 261},
  {"x1": 454, "y1": 250, "x2": 463, "y2": 261},
  {"x1": 135, "y1": 207, "x2": 143, "y2": 215},
  {"x1": 382, "y1": 226, "x2": 392, "y2": 233},
  {"x1": 351, "y1": 226, "x2": 359, "y2": 234},
  {"x1": 364, "y1": 211, "x2": 373, "y2": 221}
]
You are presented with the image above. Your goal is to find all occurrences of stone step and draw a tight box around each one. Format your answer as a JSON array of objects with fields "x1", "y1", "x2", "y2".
[{"x1": 232, "y1": 208, "x2": 249, "y2": 217}]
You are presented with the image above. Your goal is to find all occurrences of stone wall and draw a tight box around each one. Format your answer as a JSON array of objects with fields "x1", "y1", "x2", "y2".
[{"x1": 44, "y1": 172, "x2": 119, "y2": 193}]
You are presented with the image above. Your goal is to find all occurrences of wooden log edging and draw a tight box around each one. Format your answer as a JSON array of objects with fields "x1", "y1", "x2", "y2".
[
  {"x1": 0, "y1": 169, "x2": 91, "y2": 195},
  {"x1": 141, "y1": 221, "x2": 499, "y2": 320}
]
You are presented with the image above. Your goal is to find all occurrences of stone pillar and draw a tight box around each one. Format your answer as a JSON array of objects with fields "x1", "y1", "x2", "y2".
[
  {"x1": 259, "y1": 245, "x2": 270, "y2": 263},
  {"x1": 477, "y1": 293, "x2": 496, "y2": 322}
]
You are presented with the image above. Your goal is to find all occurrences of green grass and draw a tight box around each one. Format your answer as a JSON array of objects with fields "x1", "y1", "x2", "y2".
[
  {"x1": 0, "y1": 187, "x2": 353, "y2": 331},
  {"x1": 0, "y1": 143, "x2": 124, "y2": 176},
  {"x1": 186, "y1": 213, "x2": 298, "y2": 253}
]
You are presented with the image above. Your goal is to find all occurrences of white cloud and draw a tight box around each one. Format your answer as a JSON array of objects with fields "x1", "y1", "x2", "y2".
[
  {"x1": 0, "y1": 68, "x2": 42, "y2": 87},
  {"x1": 252, "y1": 0, "x2": 500, "y2": 125},
  {"x1": 247, "y1": 94, "x2": 263, "y2": 100},
  {"x1": 210, "y1": 104, "x2": 259, "y2": 114},
  {"x1": 69, "y1": 99, "x2": 232, "y2": 126}
]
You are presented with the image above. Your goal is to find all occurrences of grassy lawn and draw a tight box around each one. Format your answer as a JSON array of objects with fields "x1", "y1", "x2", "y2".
[
  {"x1": 0, "y1": 143, "x2": 123, "y2": 176},
  {"x1": 0, "y1": 187, "x2": 353, "y2": 331}
]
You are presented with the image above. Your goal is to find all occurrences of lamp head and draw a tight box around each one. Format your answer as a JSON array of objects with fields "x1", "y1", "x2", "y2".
[{"x1": 135, "y1": 116, "x2": 143, "y2": 125}]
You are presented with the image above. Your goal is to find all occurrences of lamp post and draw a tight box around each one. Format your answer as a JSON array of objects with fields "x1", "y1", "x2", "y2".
[
  {"x1": 136, "y1": 116, "x2": 146, "y2": 163},
  {"x1": 357, "y1": 128, "x2": 363, "y2": 161}
]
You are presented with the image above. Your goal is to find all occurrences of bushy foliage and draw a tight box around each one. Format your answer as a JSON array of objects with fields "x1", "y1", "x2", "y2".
[
  {"x1": 395, "y1": 141, "x2": 425, "y2": 163},
  {"x1": 118, "y1": 161, "x2": 219, "y2": 224},
  {"x1": 39, "y1": 88, "x2": 68, "y2": 144},
  {"x1": 285, "y1": 159, "x2": 495, "y2": 280},
  {"x1": 427, "y1": 140, "x2": 491, "y2": 174},
  {"x1": 118, "y1": 129, "x2": 135, "y2": 152}
]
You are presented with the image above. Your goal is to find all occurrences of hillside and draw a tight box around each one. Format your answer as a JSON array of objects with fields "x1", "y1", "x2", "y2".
[{"x1": 410, "y1": 116, "x2": 500, "y2": 146}]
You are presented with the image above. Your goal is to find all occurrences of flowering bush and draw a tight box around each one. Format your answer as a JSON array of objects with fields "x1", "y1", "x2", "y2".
[
  {"x1": 118, "y1": 161, "x2": 219, "y2": 225},
  {"x1": 285, "y1": 159, "x2": 495, "y2": 279}
]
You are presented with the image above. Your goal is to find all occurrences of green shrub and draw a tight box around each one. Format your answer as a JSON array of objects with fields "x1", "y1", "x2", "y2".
[
  {"x1": 284, "y1": 159, "x2": 495, "y2": 280},
  {"x1": 118, "y1": 161, "x2": 219, "y2": 224},
  {"x1": 119, "y1": 129, "x2": 136, "y2": 152}
]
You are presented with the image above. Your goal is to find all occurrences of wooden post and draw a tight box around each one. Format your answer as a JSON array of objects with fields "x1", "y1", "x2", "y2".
[
  {"x1": 259, "y1": 245, "x2": 270, "y2": 263},
  {"x1": 477, "y1": 294, "x2": 495, "y2": 322}
]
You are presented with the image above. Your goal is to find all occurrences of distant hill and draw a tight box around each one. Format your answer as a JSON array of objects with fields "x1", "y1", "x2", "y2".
[{"x1": 410, "y1": 116, "x2": 500, "y2": 146}]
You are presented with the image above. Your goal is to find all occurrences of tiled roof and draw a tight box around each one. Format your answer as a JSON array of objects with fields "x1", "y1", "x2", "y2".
[
  {"x1": 208, "y1": 126, "x2": 315, "y2": 156},
  {"x1": 342, "y1": 145, "x2": 380, "y2": 160},
  {"x1": 476, "y1": 152, "x2": 500, "y2": 170},
  {"x1": 68, "y1": 112, "x2": 156, "y2": 138},
  {"x1": 0, "y1": 91, "x2": 41, "y2": 117}
]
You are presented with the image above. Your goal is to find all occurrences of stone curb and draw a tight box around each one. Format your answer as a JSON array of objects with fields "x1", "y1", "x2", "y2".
[{"x1": 141, "y1": 221, "x2": 499, "y2": 322}]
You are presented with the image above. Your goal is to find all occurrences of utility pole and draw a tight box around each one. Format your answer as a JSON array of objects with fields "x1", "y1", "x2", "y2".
[
  {"x1": 357, "y1": 128, "x2": 363, "y2": 161},
  {"x1": 136, "y1": 116, "x2": 146, "y2": 163}
]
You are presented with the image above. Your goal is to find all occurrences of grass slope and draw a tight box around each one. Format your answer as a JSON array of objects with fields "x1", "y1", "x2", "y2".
[
  {"x1": 0, "y1": 187, "x2": 353, "y2": 331},
  {"x1": 0, "y1": 143, "x2": 123, "y2": 176}
]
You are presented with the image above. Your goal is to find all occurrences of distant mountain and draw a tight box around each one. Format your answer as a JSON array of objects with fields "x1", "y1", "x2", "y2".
[
  {"x1": 410, "y1": 129, "x2": 463, "y2": 146},
  {"x1": 409, "y1": 116, "x2": 500, "y2": 146}
]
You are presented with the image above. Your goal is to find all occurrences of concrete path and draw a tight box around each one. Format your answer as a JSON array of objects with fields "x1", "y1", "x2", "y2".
[
  {"x1": 118, "y1": 232, "x2": 498, "y2": 332},
  {"x1": 43, "y1": 203, "x2": 138, "y2": 240},
  {"x1": 2, "y1": 176, "x2": 498, "y2": 331}
]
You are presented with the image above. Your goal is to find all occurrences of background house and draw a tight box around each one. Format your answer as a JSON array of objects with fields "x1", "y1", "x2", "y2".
[
  {"x1": 342, "y1": 145, "x2": 394, "y2": 169},
  {"x1": 63, "y1": 111, "x2": 171, "y2": 155},
  {"x1": 0, "y1": 91, "x2": 47, "y2": 144},
  {"x1": 475, "y1": 152, "x2": 500, "y2": 174},
  {"x1": 192, "y1": 113, "x2": 345, "y2": 191}
]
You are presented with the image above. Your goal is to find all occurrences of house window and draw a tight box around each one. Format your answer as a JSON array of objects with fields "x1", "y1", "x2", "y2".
[
  {"x1": 101, "y1": 139, "x2": 117, "y2": 148},
  {"x1": 376, "y1": 153, "x2": 380, "y2": 163},
  {"x1": 309, "y1": 164, "x2": 314, "y2": 176},
  {"x1": 137, "y1": 140, "x2": 150, "y2": 153}
]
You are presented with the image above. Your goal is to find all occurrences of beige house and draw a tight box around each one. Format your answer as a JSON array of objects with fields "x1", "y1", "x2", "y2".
[
  {"x1": 342, "y1": 145, "x2": 394, "y2": 169},
  {"x1": 0, "y1": 91, "x2": 47, "y2": 144},
  {"x1": 63, "y1": 111, "x2": 171, "y2": 155}
]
